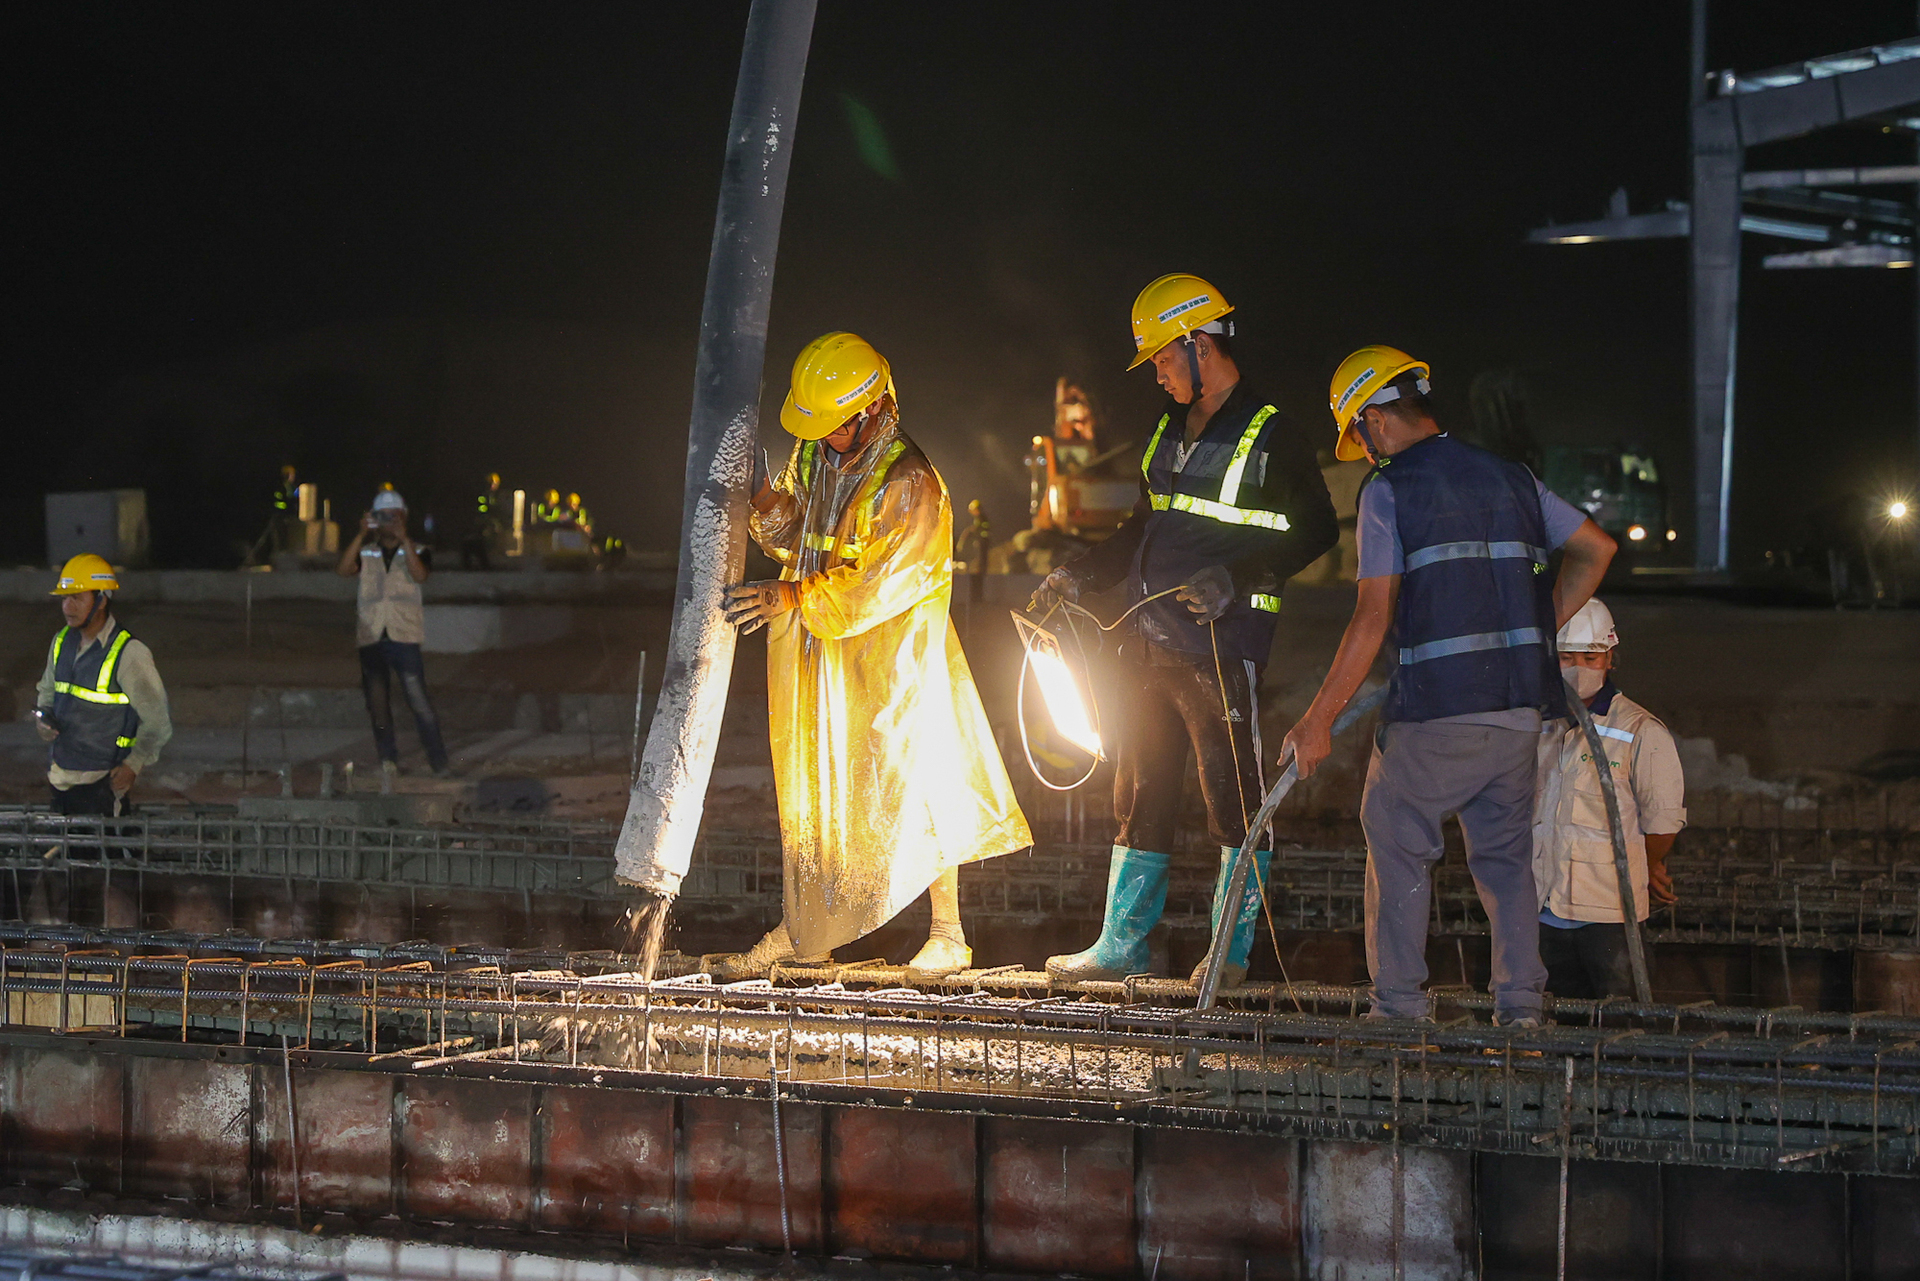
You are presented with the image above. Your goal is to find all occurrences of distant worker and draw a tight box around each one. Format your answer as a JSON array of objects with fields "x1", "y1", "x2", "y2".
[
  {"x1": 1036, "y1": 275, "x2": 1338, "y2": 987},
  {"x1": 336, "y1": 489, "x2": 451, "y2": 780},
  {"x1": 33, "y1": 555, "x2": 172, "y2": 816},
  {"x1": 715, "y1": 332, "x2": 1032, "y2": 980},
  {"x1": 1533, "y1": 599, "x2": 1685, "y2": 998},
  {"x1": 463, "y1": 472, "x2": 504, "y2": 570},
  {"x1": 274, "y1": 464, "x2": 299, "y2": 518},
  {"x1": 1282, "y1": 346, "x2": 1615, "y2": 1026},
  {"x1": 534, "y1": 488, "x2": 564, "y2": 525},
  {"x1": 564, "y1": 492, "x2": 593, "y2": 536}
]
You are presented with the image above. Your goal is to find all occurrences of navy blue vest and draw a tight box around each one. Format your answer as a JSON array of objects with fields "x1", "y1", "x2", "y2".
[
  {"x1": 49, "y1": 625, "x2": 141, "y2": 772},
  {"x1": 1376, "y1": 435, "x2": 1563, "y2": 723},
  {"x1": 1131, "y1": 395, "x2": 1293, "y2": 662}
]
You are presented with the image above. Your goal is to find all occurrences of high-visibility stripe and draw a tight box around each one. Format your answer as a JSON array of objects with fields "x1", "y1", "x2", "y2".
[
  {"x1": 799, "y1": 440, "x2": 904, "y2": 561},
  {"x1": 115, "y1": 736, "x2": 136, "y2": 748},
  {"x1": 1140, "y1": 414, "x2": 1171, "y2": 482},
  {"x1": 1141, "y1": 406, "x2": 1289, "y2": 530},
  {"x1": 1398, "y1": 626, "x2": 1545, "y2": 666},
  {"x1": 1249, "y1": 593, "x2": 1281, "y2": 613},
  {"x1": 52, "y1": 629, "x2": 134, "y2": 705},
  {"x1": 799, "y1": 441, "x2": 817, "y2": 488},
  {"x1": 1167, "y1": 493, "x2": 1291, "y2": 529},
  {"x1": 1594, "y1": 725, "x2": 1635, "y2": 744},
  {"x1": 1403, "y1": 539, "x2": 1547, "y2": 573},
  {"x1": 1217, "y1": 405, "x2": 1278, "y2": 498}
]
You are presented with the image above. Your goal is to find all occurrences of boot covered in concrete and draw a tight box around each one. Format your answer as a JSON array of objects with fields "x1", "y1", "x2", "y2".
[
  {"x1": 704, "y1": 921, "x2": 830, "y2": 982},
  {"x1": 905, "y1": 922, "x2": 971, "y2": 982},
  {"x1": 1188, "y1": 845, "x2": 1272, "y2": 991},
  {"x1": 1046, "y1": 846, "x2": 1169, "y2": 980}
]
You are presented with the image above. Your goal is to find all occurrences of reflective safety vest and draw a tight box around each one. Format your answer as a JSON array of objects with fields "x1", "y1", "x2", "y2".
[
  {"x1": 1141, "y1": 406, "x2": 1292, "y2": 537},
  {"x1": 1129, "y1": 395, "x2": 1297, "y2": 662},
  {"x1": 1376, "y1": 434, "x2": 1563, "y2": 723},
  {"x1": 49, "y1": 625, "x2": 141, "y2": 772},
  {"x1": 794, "y1": 438, "x2": 907, "y2": 561}
]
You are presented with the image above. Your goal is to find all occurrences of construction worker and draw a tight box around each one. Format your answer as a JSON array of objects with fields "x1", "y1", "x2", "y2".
[
  {"x1": 564, "y1": 492, "x2": 593, "y2": 537},
  {"x1": 534, "y1": 488, "x2": 564, "y2": 525},
  {"x1": 33, "y1": 555, "x2": 172, "y2": 815},
  {"x1": 336, "y1": 489, "x2": 451, "y2": 779},
  {"x1": 464, "y1": 472, "x2": 504, "y2": 569},
  {"x1": 1282, "y1": 346, "x2": 1616, "y2": 1025},
  {"x1": 1036, "y1": 275, "x2": 1339, "y2": 986},
  {"x1": 1533, "y1": 599, "x2": 1685, "y2": 999},
  {"x1": 714, "y1": 332, "x2": 1032, "y2": 980}
]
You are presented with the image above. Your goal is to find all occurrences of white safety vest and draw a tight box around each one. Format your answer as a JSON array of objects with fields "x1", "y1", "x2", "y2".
[
  {"x1": 1532, "y1": 690, "x2": 1687, "y2": 924},
  {"x1": 356, "y1": 545, "x2": 426, "y2": 647}
]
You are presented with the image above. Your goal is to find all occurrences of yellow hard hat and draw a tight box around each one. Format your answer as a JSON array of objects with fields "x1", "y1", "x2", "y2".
[
  {"x1": 780, "y1": 331, "x2": 894, "y2": 440},
  {"x1": 1126, "y1": 274, "x2": 1234, "y2": 371},
  {"x1": 1328, "y1": 345, "x2": 1431, "y2": 462},
  {"x1": 51, "y1": 553, "x2": 119, "y2": 595}
]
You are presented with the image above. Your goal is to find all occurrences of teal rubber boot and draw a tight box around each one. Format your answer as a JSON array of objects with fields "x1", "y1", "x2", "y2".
[
  {"x1": 1046, "y1": 846, "x2": 1170, "y2": 980},
  {"x1": 1188, "y1": 846, "x2": 1272, "y2": 989}
]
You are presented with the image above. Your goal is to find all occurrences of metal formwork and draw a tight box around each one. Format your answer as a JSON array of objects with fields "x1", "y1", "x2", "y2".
[{"x1": 1, "y1": 924, "x2": 1916, "y2": 1178}]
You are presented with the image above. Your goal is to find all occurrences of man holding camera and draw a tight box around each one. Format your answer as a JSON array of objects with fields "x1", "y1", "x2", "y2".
[{"x1": 336, "y1": 488, "x2": 451, "y2": 779}]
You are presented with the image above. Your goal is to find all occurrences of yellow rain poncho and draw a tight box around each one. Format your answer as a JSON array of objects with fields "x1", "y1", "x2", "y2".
[{"x1": 749, "y1": 420, "x2": 1031, "y2": 956}]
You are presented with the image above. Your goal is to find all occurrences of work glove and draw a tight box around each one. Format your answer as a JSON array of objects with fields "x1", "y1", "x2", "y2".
[
  {"x1": 721, "y1": 579, "x2": 800, "y2": 634},
  {"x1": 1028, "y1": 566, "x2": 1082, "y2": 615},
  {"x1": 1176, "y1": 565, "x2": 1234, "y2": 623}
]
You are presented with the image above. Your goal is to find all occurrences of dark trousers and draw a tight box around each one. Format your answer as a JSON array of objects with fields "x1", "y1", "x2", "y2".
[
  {"x1": 49, "y1": 778, "x2": 128, "y2": 817},
  {"x1": 1538, "y1": 922, "x2": 1636, "y2": 1000},
  {"x1": 1112, "y1": 647, "x2": 1265, "y2": 853},
  {"x1": 358, "y1": 639, "x2": 450, "y2": 771}
]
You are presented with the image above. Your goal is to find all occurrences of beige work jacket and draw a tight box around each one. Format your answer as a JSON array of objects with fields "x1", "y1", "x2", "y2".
[{"x1": 1532, "y1": 688, "x2": 1687, "y2": 923}]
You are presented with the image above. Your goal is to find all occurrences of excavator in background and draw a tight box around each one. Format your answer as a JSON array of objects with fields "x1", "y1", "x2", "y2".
[{"x1": 988, "y1": 380, "x2": 1138, "y2": 574}]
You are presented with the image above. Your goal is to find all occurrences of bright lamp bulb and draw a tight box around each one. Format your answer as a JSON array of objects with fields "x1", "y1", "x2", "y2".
[
  {"x1": 1029, "y1": 647, "x2": 1103, "y2": 757},
  {"x1": 1891, "y1": 501, "x2": 1910, "y2": 520},
  {"x1": 1626, "y1": 524, "x2": 1647, "y2": 541}
]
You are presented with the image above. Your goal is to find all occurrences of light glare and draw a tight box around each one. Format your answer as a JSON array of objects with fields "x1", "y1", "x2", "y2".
[
  {"x1": 1626, "y1": 524, "x2": 1647, "y2": 541},
  {"x1": 1891, "y1": 501, "x2": 1910, "y2": 521},
  {"x1": 1029, "y1": 648, "x2": 1103, "y2": 756}
]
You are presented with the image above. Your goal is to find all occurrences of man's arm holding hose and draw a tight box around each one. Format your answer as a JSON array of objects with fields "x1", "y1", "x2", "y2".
[{"x1": 1281, "y1": 574, "x2": 1398, "y2": 778}]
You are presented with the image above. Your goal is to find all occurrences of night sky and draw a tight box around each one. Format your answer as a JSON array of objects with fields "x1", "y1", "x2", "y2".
[{"x1": 9, "y1": 2, "x2": 1917, "y2": 568}]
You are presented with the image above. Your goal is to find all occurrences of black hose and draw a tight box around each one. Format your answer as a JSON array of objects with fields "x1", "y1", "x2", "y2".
[{"x1": 1561, "y1": 677, "x2": 1654, "y2": 1003}]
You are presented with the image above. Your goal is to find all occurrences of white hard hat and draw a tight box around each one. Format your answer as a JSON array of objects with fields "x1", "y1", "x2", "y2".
[
  {"x1": 372, "y1": 490, "x2": 406, "y2": 512},
  {"x1": 1557, "y1": 598, "x2": 1617, "y2": 652}
]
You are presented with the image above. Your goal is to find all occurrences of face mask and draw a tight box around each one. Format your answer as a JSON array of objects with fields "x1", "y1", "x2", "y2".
[{"x1": 1564, "y1": 663, "x2": 1607, "y2": 700}]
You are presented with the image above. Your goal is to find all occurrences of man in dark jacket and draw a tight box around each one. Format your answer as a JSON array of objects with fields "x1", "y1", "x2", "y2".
[{"x1": 1034, "y1": 274, "x2": 1338, "y2": 985}]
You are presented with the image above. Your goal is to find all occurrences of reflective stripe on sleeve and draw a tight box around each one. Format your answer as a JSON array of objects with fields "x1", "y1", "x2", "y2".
[
  {"x1": 1398, "y1": 627, "x2": 1545, "y2": 665},
  {"x1": 1595, "y1": 725, "x2": 1636, "y2": 744},
  {"x1": 1248, "y1": 593, "x2": 1281, "y2": 613}
]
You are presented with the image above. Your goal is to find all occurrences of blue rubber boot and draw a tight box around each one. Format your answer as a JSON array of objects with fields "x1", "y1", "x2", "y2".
[
  {"x1": 1046, "y1": 846, "x2": 1170, "y2": 980},
  {"x1": 1189, "y1": 846, "x2": 1273, "y2": 989}
]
